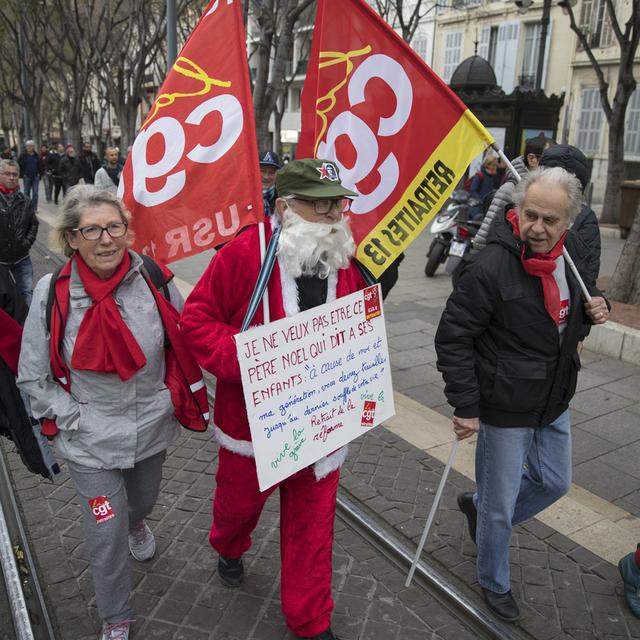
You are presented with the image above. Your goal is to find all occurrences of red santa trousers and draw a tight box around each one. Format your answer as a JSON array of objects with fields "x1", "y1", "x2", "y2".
[{"x1": 211, "y1": 447, "x2": 340, "y2": 637}]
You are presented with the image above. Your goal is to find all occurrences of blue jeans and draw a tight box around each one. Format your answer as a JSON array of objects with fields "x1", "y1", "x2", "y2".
[
  {"x1": 474, "y1": 410, "x2": 571, "y2": 593},
  {"x1": 23, "y1": 174, "x2": 39, "y2": 212},
  {"x1": 11, "y1": 257, "x2": 34, "y2": 307}
]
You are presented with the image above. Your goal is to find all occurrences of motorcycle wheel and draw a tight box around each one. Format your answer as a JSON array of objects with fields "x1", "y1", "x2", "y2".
[{"x1": 425, "y1": 241, "x2": 446, "y2": 277}]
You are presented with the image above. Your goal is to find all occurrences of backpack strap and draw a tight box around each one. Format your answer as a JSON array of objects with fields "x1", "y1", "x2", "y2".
[
  {"x1": 45, "y1": 264, "x2": 65, "y2": 334},
  {"x1": 140, "y1": 254, "x2": 171, "y2": 302}
]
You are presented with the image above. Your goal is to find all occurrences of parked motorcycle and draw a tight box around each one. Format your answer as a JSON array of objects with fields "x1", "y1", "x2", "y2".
[{"x1": 424, "y1": 190, "x2": 479, "y2": 277}]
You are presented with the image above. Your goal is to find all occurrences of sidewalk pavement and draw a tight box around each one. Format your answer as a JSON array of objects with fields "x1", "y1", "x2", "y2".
[{"x1": 8, "y1": 196, "x2": 640, "y2": 639}]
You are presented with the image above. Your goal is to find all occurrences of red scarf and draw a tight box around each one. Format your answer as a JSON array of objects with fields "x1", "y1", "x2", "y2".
[
  {"x1": 71, "y1": 252, "x2": 147, "y2": 378},
  {"x1": 0, "y1": 185, "x2": 18, "y2": 194},
  {"x1": 0, "y1": 307, "x2": 22, "y2": 375},
  {"x1": 506, "y1": 209, "x2": 568, "y2": 326},
  {"x1": 44, "y1": 253, "x2": 209, "y2": 437}
]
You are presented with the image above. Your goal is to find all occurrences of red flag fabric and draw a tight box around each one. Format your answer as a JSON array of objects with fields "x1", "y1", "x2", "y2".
[
  {"x1": 297, "y1": 0, "x2": 495, "y2": 278},
  {"x1": 119, "y1": 0, "x2": 262, "y2": 264}
]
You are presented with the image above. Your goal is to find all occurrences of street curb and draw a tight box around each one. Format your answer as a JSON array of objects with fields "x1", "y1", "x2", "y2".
[
  {"x1": 598, "y1": 224, "x2": 623, "y2": 238},
  {"x1": 584, "y1": 320, "x2": 640, "y2": 366}
]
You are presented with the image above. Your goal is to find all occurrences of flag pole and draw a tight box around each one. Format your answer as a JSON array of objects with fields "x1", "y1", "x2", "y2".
[
  {"x1": 405, "y1": 438, "x2": 459, "y2": 587},
  {"x1": 258, "y1": 222, "x2": 271, "y2": 324},
  {"x1": 491, "y1": 143, "x2": 592, "y2": 301}
]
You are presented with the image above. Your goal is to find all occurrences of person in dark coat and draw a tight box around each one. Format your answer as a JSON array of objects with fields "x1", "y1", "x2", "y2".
[
  {"x1": 0, "y1": 159, "x2": 38, "y2": 305},
  {"x1": 18, "y1": 140, "x2": 44, "y2": 213},
  {"x1": 79, "y1": 142, "x2": 101, "y2": 184},
  {"x1": 539, "y1": 144, "x2": 601, "y2": 287},
  {"x1": 59, "y1": 144, "x2": 82, "y2": 195},
  {"x1": 435, "y1": 167, "x2": 609, "y2": 623},
  {"x1": 258, "y1": 149, "x2": 281, "y2": 217}
]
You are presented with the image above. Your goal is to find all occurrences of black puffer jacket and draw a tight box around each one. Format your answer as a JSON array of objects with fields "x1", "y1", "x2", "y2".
[
  {"x1": 435, "y1": 211, "x2": 604, "y2": 428},
  {"x1": 0, "y1": 190, "x2": 38, "y2": 264}
]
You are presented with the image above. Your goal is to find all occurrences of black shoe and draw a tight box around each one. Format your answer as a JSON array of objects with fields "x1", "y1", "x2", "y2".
[
  {"x1": 300, "y1": 629, "x2": 339, "y2": 640},
  {"x1": 482, "y1": 588, "x2": 520, "y2": 622},
  {"x1": 457, "y1": 492, "x2": 477, "y2": 544},
  {"x1": 217, "y1": 555, "x2": 244, "y2": 588}
]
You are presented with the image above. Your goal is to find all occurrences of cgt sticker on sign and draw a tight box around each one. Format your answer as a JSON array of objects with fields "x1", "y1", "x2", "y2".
[
  {"x1": 363, "y1": 286, "x2": 382, "y2": 321},
  {"x1": 361, "y1": 400, "x2": 376, "y2": 427},
  {"x1": 89, "y1": 496, "x2": 115, "y2": 524}
]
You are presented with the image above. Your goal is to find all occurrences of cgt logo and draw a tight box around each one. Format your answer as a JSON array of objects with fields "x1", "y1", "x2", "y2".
[
  {"x1": 316, "y1": 52, "x2": 413, "y2": 215},
  {"x1": 89, "y1": 496, "x2": 115, "y2": 524},
  {"x1": 361, "y1": 400, "x2": 377, "y2": 428}
]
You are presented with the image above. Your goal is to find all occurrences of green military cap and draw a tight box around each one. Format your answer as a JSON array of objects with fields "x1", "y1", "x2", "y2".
[{"x1": 275, "y1": 158, "x2": 358, "y2": 200}]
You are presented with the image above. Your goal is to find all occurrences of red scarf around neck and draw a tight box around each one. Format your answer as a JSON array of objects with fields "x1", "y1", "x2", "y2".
[
  {"x1": 506, "y1": 209, "x2": 568, "y2": 326},
  {"x1": 71, "y1": 251, "x2": 147, "y2": 378},
  {"x1": 0, "y1": 185, "x2": 18, "y2": 194},
  {"x1": 44, "y1": 253, "x2": 209, "y2": 438}
]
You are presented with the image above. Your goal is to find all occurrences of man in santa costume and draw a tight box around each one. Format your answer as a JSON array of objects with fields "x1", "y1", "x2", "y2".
[{"x1": 180, "y1": 158, "x2": 366, "y2": 640}]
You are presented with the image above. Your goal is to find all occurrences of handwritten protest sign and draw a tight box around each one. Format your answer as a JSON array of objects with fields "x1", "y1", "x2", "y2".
[{"x1": 235, "y1": 284, "x2": 394, "y2": 491}]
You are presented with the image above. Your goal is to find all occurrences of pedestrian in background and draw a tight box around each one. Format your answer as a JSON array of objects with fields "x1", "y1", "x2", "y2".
[
  {"x1": 258, "y1": 149, "x2": 281, "y2": 216},
  {"x1": 50, "y1": 143, "x2": 64, "y2": 205},
  {"x1": 94, "y1": 147, "x2": 124, "y2": 195},
  {"x1": 0, "y1": 159, "x2": 38, "y2": 305},
  {"x1": 18, "y1": 140, "x2": 43, "y2": 214},
  {"x1": 40, "y1": 143, "x2": 53, "y2": 203},
  {"x1": 468, "y1": 154, "x2": 499, "y2": 220},
  {"x1": 17, "y1": 186, "x2": 208, "y2": 640},
  {"x1": 80, "y1": 142, "x2": 101, "y2": 185},
  {"x1": 435, "y1": 167, "x2": 609, "y2": 623},
  {"x1": 59, "y1": 144, "x2": 82, "y2": 195}
]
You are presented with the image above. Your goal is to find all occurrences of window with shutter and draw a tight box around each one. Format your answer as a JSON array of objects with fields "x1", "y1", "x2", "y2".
[
  {"x1": 576, "y1": 88, "x2": 603, "y2": 153},
  {"x1": 625, "y1": 90, "x2": 640, "y2": 156},
  {"x1": 443, "y1": 31, "x2": 463, "y2": 82}
]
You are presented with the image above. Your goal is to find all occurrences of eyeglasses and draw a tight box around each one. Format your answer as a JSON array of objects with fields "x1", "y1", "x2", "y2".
[
  {"x1": 292, "y1": 198, "x2": 352, "y2": 215},
  {"x1": 0, "y1": 172, "x2": 19, "y2": 178},
  {"x1": 73, "y1": 222, "x2": 128, "y2": 241}
]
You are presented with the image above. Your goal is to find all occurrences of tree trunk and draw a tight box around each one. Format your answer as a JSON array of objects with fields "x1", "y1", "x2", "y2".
[
  {"x1": 608, "y1": 206, "x2": 640, "y2": 304},
  {"x1": 600, "y1": 93, "x2": 632, "y2": 224}
]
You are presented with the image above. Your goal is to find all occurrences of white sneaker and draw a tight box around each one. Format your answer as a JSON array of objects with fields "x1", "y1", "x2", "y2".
[
  {"x1": 100, "y1": 621, "x2": 130, "y2": 640},
  {"x1": 128, "y1": 521, "x2": 156, "y2": 561}
]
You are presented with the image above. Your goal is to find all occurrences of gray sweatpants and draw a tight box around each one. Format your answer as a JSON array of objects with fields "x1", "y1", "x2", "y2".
[{"x1": 67, "y1": 450, "x2": 166, "y2": 624}]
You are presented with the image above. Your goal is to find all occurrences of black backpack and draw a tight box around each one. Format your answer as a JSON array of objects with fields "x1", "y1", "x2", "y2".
[{"x1": 46, "y1": 253, "x2": 171, "y2": 332}]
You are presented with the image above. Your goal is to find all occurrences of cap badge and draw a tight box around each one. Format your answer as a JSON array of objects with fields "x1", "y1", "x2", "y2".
[{"x1": 316, "y1": 162, "x2": 339, "y2": 181}]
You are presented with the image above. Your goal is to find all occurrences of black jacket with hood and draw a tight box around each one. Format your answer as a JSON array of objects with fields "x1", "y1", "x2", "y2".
[{"x1": 435, "y1": 210, "x2": 604, "y2": 429}]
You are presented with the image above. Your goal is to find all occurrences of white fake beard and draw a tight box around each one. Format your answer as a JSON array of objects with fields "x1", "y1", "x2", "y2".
[{"x1": 276, "y1": 207, "x2": 356, "y2": 279}]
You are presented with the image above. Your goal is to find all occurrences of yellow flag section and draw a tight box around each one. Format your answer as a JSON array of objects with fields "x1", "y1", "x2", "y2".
[{"x1": 358, "y1": 111, "x2": 494, "y2": 278}]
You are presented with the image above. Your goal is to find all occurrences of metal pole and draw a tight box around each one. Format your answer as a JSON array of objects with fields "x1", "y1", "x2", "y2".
[
  {"x1": 535, "y1": 0, "x2": 551, "y2": 91},
  {"x1": 405, "y1": 439, "x2": 459, "y2": 587},
  {"x1": 167, "y1": 0, "x2": 177, "y2": 73}
]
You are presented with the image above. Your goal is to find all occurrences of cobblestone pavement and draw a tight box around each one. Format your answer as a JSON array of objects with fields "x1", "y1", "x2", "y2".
[{"x1": 1, "y1": 203, "x2": 638, "y2": 639}]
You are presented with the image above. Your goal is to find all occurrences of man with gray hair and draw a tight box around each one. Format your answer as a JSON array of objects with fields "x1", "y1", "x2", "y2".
[
  {"x1": 0, "y1": 159, "x2": 38, "y2": 305},
  {"x1": 435, "y1": 167, "x2": 609, "y2": 622}
]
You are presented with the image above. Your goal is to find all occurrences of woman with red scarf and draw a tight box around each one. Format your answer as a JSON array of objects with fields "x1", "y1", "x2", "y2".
[
  {"x1": 434, "y1": 167, "x2": 609, "y2": 623},
  {"x1": 17, "y1": 186, "x2": 208, "y2": 640}
]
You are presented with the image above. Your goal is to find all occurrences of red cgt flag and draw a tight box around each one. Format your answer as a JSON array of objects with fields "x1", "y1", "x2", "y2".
[
  {"x1": 119, "y1": 0, "x2": 262, "y2": 264},
  {"x1": 297, "y1": 0, "x2": 495, "y2": 278}
]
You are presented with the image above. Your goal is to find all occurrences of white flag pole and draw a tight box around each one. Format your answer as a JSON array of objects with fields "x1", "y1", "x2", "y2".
[
  {"x1": 405, "y1": 439, "x2": 460, "y2": 587},
  {"x1": 491, "y1": 143, "x2": 592, "y2": 302}
]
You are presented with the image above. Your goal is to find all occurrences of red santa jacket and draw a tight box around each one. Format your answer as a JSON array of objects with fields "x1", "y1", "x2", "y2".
[{"x1": 180, "y1": 223, "x2": 366, "y2": 449}]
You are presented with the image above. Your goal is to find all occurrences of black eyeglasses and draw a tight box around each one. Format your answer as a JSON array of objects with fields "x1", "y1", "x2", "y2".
[
  {"x1": 292, "y1": 198, "x2": 352, "y2": 215},
  {"x1": 73, "y1": 222, "x2": 128, "y2": 241},
  {"x1": 0, "y1": 172, "x2": 19, "y2": 178}
]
